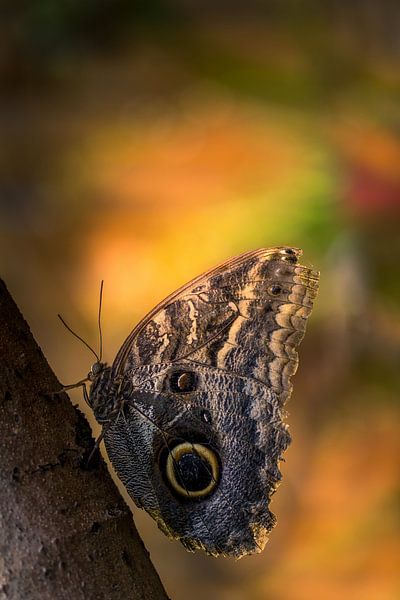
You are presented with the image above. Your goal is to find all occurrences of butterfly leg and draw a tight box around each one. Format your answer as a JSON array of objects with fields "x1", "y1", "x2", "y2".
[
  {"x1": 51, "y1": 378, "x2": 91, "y2": 407},
  {"x1": 85, "y1": 427, "x2": 105, "y2": 467},
  {"x1": 85, "y1": 402, "x2": 125, "y2": 467},
  {"x1": 80, "y1": 382, "x2": 90, "y2": 407}
]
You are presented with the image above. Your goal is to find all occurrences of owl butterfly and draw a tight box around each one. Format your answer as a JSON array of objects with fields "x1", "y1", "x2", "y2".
[{"x1": 80, "y1": 247, "x2": 318, "y2": 558}]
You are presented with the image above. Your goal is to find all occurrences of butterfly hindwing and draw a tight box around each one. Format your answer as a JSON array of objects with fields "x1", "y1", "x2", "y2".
[{"x1": 103, "y1": 364, "x2": 290, "y2": 557}]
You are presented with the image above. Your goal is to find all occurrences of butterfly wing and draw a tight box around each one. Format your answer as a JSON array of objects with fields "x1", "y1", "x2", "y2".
[
  {"x1": 98, "y1": 247, "x2": 319, "y2": 557},
  {"x1": 112, "y1": 246, "x2": 319, "y2": 404}
]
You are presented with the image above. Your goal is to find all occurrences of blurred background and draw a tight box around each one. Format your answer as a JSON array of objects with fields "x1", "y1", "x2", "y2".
[{"x1": 1, "y1": 2, "x2": 399, "y2": 599}]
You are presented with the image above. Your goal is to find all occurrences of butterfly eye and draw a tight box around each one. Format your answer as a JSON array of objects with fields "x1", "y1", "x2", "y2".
[
  {"x1": 164, "y1": 442, "x2": 219, "y2": 499},
  {"x1": 91, "y1": 362, "x2": 103, "y2": 376},
  {"x1": 169, "y1": 370, "x2": 197, "y2": 393}
]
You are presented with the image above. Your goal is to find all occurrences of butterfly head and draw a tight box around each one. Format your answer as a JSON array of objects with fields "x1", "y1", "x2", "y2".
[{"x1": 88, "y1": 360, "x2": 107, "y2": 381}]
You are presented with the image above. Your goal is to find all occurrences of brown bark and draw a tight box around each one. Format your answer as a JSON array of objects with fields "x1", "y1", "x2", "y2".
[{"x1": 0, "y1": 279, "x2": 169, "y2": 600}]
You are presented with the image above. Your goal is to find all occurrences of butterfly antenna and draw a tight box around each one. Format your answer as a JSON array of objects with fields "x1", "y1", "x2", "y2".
[
  {"x1": 58, "y1": 314, "x2": 100, "y2": 362},
  {"x1": 98, "y1": 280, "x2": 104, "y2": 362}
]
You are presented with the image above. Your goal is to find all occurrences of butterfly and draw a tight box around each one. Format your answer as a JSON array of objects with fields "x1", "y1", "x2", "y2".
[{"x1": 62, "y1": 247, "x2": 319, "y2": 558}]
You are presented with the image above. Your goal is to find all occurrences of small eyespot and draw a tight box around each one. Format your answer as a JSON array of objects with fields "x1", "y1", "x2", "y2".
[
  {"x1": 283, "y1": 255, "x2": 297, "y2": 264},
  {"x1": 169, "y1": 370, "x2": 197, "y2": 393},
  {"x1": 270, "y1": 284, "x2": 282, "y2": 296},
  {"x1": 164, "y1": 442, "x2": 219, "y2": 499}
]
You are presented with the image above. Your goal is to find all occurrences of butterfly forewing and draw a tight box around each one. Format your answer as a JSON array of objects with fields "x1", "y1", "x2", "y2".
[{"x1": 112, "y1": 247, "x2": 318, "y2": 406}]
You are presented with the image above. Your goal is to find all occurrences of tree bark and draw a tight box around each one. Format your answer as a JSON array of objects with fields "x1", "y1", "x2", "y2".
[{"x1": 0, "y1": 280, "x2": 169, "y2": 600}]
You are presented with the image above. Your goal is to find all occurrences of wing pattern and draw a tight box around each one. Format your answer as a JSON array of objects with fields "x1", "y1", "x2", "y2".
[{"x1": 113, "y1": 247, "x2": 319, "y2": 404}]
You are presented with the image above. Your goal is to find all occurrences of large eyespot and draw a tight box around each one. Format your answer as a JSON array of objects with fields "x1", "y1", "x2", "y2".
[
  {"x1": 169, "y1": 370, "x2": 197, "y2": 393},
  {"x1": 165, "y1": 442, "x2": 219, "y2": 499}
]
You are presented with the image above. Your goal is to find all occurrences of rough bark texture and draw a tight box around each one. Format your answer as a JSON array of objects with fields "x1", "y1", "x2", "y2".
[{"x1": 0, "y1": 280, "x2": 169, "y2": 600}]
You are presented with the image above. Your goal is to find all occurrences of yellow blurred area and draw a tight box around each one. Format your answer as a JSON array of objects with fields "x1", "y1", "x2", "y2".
[
  {"x1": 1, "y1": 4, "x2": 400, "y2": 599},
  {"x1": 71, "y1": 102, "x2": 327, "y2": 325}
]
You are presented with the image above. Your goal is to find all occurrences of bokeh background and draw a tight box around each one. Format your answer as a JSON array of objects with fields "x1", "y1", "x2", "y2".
[{"x1": 1, "y1": 2, "x2": 400, "y2": 599}]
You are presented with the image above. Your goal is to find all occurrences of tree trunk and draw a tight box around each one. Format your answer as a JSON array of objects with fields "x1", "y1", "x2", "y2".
[{"x1": 0, "y1": 280, "x2": 169, "y2": 600}]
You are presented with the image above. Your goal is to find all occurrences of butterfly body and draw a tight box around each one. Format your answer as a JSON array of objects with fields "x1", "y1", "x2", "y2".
[{"x1": 89, "y1": 247, "x2": 319, "y2": 558}]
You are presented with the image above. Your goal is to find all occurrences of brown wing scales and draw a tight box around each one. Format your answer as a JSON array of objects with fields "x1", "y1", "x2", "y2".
[{"x1": 113, "y1": 247, "x2": 319, "y2": 405}]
